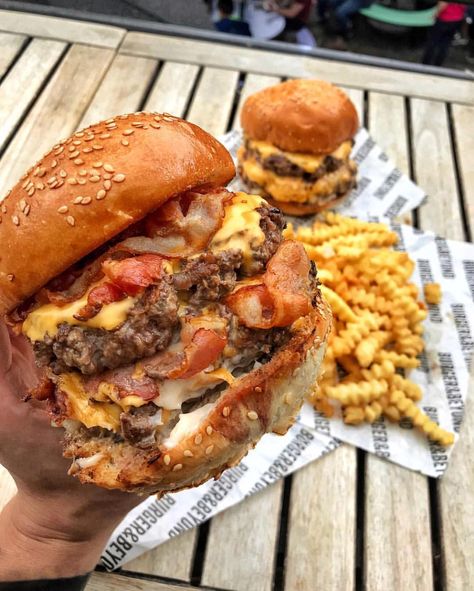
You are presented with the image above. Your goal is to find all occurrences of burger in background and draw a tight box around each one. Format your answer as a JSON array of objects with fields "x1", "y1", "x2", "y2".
[{"x1": 238, "y1": 79, "x2": 359, "y2": 216}]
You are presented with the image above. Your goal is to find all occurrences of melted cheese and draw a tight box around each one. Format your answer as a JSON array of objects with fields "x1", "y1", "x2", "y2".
[
  {"x1": 23, "y1": 285, "x2": 136, "y2": 342},
  {"x1": 58, "y1": 373, "x2": 122, "y2": 431},
  {"x1": 157, "y1": 368, "x2": 234, "y2": 410},
  {"x1": 241, "y1": 158, "x2": 355, "y2": 204},
  {"x1": 164, "y1": 403, "x2": 215, "y2": 448},
  {"x1": 210, "y1": 192, "x2": 266, "y2": 272},
  {"x1": 246, "y1": 139, "x2": 352, "y2": 173}
]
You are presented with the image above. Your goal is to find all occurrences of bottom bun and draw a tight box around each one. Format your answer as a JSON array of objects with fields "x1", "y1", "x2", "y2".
[{"x1": 63, "y1": 300, "x2": 331, "y2": 495}]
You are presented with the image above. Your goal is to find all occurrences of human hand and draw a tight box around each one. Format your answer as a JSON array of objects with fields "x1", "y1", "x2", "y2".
[{"x1": 0, "y1": 321, "x2": 142, "y2": 581}]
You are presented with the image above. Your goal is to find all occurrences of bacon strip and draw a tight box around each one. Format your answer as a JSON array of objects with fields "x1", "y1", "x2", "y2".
[
  {"x1": 225, "y1": 241, "x2": 312, "y2": 329},
  {"x1": 74, "y1": 282, "x2": 126, "y2": 322},
  {"x1": 119, "y1": 189, "x2": 232, "y2": 258},
  {"x1": 144, "y1": 328, "x2": 227, "y2": 381},
  {"x1": 102, "y1": 254, "x2": 164, "y2": 297},
  {"x1": 84, "y1": 367, "x2": 158, "y2": 401}
]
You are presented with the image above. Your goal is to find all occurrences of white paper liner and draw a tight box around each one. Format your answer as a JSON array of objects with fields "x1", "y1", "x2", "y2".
[{"x1": 100, "y1": 129, "x2": 473, "y2": 570}]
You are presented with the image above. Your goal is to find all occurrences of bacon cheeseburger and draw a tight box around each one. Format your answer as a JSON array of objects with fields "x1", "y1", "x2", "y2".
[
  {"x1": 1, "y1": 113, "x2": 330, "y2": 494},
  {"x1": 238, "y1": 79, "x2": 359, "y2": 216}
]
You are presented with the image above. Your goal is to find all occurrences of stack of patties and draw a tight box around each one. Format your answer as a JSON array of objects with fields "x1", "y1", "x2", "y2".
[{"x1": 238, "y1": 79, "x2": 359, "y2": 216}]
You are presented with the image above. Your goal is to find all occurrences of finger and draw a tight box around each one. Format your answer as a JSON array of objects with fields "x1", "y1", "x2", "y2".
[{"x1": 0, "y1": 321, "x2": 12, "y2": 374}]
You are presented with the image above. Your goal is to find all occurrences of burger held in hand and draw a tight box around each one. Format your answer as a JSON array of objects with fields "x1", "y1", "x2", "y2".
[
  {"x1": 0, "y1": 112, "x2": 331, "y2": 495},
  {"x1": 238, "y1": 79, "x2": 359, "y2": 216}
]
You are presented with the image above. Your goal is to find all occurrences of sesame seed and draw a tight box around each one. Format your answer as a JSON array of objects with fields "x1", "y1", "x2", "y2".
[
  {"x1": 19, "y1": 199, "x2": 27, "y2": 212},
  {"x1": 75, "y1": 132, "x2": 85, "y2": 138},
  {"x1": 163, "y1": 454, "x2": 171, "y2": 465},
  {"x1": 12, "y1": 215, "x2": 19, "y2": 226},
  {"x1": 69, "y1": 150, "x2": 80, "y2": 159},
  {"x1": 66, "y1": 215, "x2": 75, "y2": 226},
  {"x1": 96, "y1": 190, "x2": 106, "y2": 200},
  {"x1": 79, "y1": 170, "x2": 88, "y2": 177},
  {"x1": 103, "y1": 173, "x2": 112, "y2": 180},
  {"x1": 24, "y1": 204, "x2": 30, "y2": 216},
  {"x1": 85, "y1": 134, "x2": 94, "y2": 142},
  {"x1": 68, "y1": 145, "x2": 76, "y2": 152},
  {"x1": 7, "y1": 274, "x2": 14, "y2": 281},
  {"x1": 104, "y1": 180, "x2": 111, "y2": 190},
  {"x1": 89, "y1": 176, "x2": 100, "y2": 183},
  {"x1": 1, "y1": 205, "x2": 7, "y2": 214},
  {"x1": 47, "y1": 176, "x2": 57, "y2": 185},
  {"x1": 105, "y1": 118, "x2": 115, "y2": 124},
  {"x1": 81, "y1": 196, "x2": 92, "y2": 205},
  {"x1": 206, "y1": 426, "x2": 213, "y2": 436},
  {"x1": 74, "y1": 158, "x2": 84, "y2": 165},
  {"x1": 73, "y1": 196, "x2": 83, "y2": 204},
  {"x1": 26, "y1": 181, "x2": 34, "y2": 191},
  {"x1": 194, "y1": 434, "x2": 203, "y2": 445},
  {"x1": 59, "y1": 170, "x2": 67, "y2": 178},
  {"x1": 33, "y1": 167, "x2": 41, "y2": 176},
  {"x1": 78, "y1": 178, "x2": 86, "y2": 185},
  {"x1": 37, "y1": 168, "x2": 46, "y2": 177},
  {"x1": 92, "y1": 161, "x2": 103, "y2": 168},
  {"x1": 222, "y1": 407, "x2": 230, "y2": 417},
  {"x1": 36, "y1": 182, "x2": 45, "y2": 190},
  {"x1": 103, "y1": 163, "x2": 114, "y2": 173},
  {"x1": 100, "y1": 133, "x2": 111, "y2": 139},
  {"x1": 205, "y1": 445, "x2": 214, "y2": 455},
  {"x1": 92, "y1": 144, "x2": 103, "y2": 150},
  {"x1": 131, "y1": 122, "x2": 144, "y2": 127},
  {"x1": 150, "y1": 122, "x2": 161, "y2": 129},
  {"x1": 67, "y1": 178, "x2": 77, "y2": 185},
  {"x1": 73, "y1": 140, "x2": 81, "y2": 146},
  {"x1": 57, "y1": 205, "x2": 68, "y2": 214},
  {"x1": 247, "y1": 411, "x2": 259, "y2": 421},
  {"x1": 27, "y1": 187, "x2": 35, "y2": 196},
  {"x1": 22, "y1": 180, "x2": 29, "y2": 189},
  {"x1": 173, "y1": 463, "x2": 183, "y2": 472},
  {"x1": 255, "y1": 386, "x2": 262, "y2": 393},
  {"x1": 121, "y1": 139, "x2": 129, "y2": 146},
  {"x1": 123, "y1": 129, "x2": 134, "y2": 136},
  {"x1": 53, "y1": 144, "x2": 61, "y2": 150},
  {"x1": 154, "y1": 116, "x2": 162, "y2": 122},
  {"x1": 113, "y1": 173, "x2": 125, "y2": 183},
  {"x1": 183, "y1": 450, "x2": 193, "y2": 457}
]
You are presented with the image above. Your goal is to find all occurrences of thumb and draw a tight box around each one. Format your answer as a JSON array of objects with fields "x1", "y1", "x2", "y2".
[{"x1": 0, "y1": 321, "x2": 12, "y2": 374}]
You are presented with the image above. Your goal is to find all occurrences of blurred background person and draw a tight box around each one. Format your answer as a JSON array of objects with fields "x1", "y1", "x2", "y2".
[
  {"x1": 266, "y1": 0, "x2": 318, "y2": 46},
  {"x1": 321, "y1": 0, "x2": 374, "y2": 41},
  {"x1": 214, "y1": 0, "x2": 251, "y2": 34},
  {"x1": 245, "y1": 0, "x2": 286, "y2": 39},
  {"x1": 422, "y1": 2, "x2": 467, "y2": 66}
]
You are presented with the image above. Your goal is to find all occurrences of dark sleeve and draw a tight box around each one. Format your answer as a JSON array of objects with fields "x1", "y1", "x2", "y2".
[{"x1": 0, "y1": 573, "x2": 91, "y2": 591}]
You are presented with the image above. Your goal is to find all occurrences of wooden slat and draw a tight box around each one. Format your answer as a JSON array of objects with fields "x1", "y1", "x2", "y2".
[
  {"x1": 79, "y1": 54, "x2": 157, "y2": 129},
  {"x1": 86, "y1": 572, "x2": 194, "y2": 591},
  {"x1": 187, "y1": 67, "x2": 240, "y2": 136},
  {"x1": 202, "y1": 481, "x2": 283, "y2": 591},
  {"x1": 124, "y1": 528, "x2": 197, "y2": 582},
  {"x1": 231, "y1": 73, "x2": 280, "y2": 130},
  {"x1": 410, "y1": 99, "x2": 464, "y2": 240},
  {"x1": 451, "y1": 104, "x2": 474, "y2": 236},
  {"x1": 144, "y1": 62, "x2": 200, "y2": 118},
  {"x1": 0, "y1": 9, "x2": 125, "y2": 49},
  {"x1": 0, "y1": 44, "x2": 114, "y2": 196},
  {"x1": 120, "y1": 32, "x2": 474, "y2": 105},
  {"x1": 0, "y1": 32, "x2": 26, "y2": 79},
  {"x1": 285, "y1": 446, "x2": 356, "y2": 591},
  {"x1": 0, "y1": 38, "x2": 65, "y2": 152},
  {"x1": 439, "y1": 376, "x2": 474, "y2": 591},
  {"x1": 0, "y1": 466, "x2": 16, "y2": 512},
  {"x1": 365, "y1": 90, "x2": 433, "y2": 591}
]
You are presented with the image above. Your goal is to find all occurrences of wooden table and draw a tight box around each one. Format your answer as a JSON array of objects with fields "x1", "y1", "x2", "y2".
[{"x1": 0, "y1": 8, "x2": 473, "y2": 591}]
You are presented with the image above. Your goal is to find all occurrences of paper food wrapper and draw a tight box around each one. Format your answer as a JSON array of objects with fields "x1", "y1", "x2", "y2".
[{"x1": 101, "y1": 129, "x2": 473, "y2": 570}]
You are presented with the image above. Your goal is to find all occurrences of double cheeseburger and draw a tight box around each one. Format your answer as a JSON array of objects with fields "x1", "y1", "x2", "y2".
[
  {"x1": 238, "y1": 79, "x2": 359, "y2": 216},
  {"x1": 0, "y1": 113, "x2": 330, "y2": 495}
]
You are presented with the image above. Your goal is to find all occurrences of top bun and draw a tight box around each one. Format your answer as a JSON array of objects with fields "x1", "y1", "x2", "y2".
[
  {"x1": 241, "y1": 79, "x2": 359, "y2": 154},
  {"x1": 0, "y1": 113, "x2": 235, "y2": 315}
]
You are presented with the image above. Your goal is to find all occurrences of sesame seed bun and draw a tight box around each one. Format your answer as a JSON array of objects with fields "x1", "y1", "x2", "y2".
[
  {"x1": 0, "y1": 113, "x2": 235, "y2": 316},
  {"x1": 241, "y1": 79, "x2": 359, "y2": 155},
  {"x1": 263, "y1": 189, "x2": 354, "y2": 216},
  {"x1": 64, "y1": 303, "x2": 331, "y2": 495}
]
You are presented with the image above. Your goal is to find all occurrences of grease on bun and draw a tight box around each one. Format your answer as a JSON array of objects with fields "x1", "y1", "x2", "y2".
[
  {"x1": 238, "y1": 79, "x2": 359, "y2": 216},
  {"x1": 2, "y1": 112, "x2": 330, "y2": 495}
]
